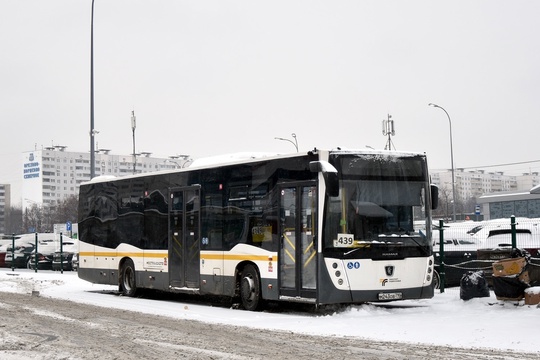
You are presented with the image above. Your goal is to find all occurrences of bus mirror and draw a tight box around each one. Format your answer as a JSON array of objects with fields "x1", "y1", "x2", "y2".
[
  {"x1": 430, "y1": 184, "x2": 439, "y2": 210},
  {"x1": 310, "y1": 161, "x2": 339, "y2": 197}
]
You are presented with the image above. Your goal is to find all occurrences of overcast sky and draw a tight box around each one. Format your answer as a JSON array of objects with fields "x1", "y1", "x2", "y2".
[{"x1": 1, "y1": 1, "x2": 540, "y2": 201}]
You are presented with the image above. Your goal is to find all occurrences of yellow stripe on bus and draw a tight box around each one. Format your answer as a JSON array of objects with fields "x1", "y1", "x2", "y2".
[
  {"x1": 201, "y1": 254, "x2": 277, "y2": 261},
  {"x1": 79, "y1": 252, "x2": 277, "y2": 262}
]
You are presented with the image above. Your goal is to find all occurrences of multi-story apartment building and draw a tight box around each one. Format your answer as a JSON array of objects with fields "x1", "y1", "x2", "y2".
[
  {"x1": 432, "y1": 169, "x2": 540, "y2": 220},
  {"x1": 22, "y1": 146, "x2": 188, "y2": 211},
  {"x1": 0, "y1": 184, "x2": 11, "y2": 234},
  {"x1": 430, "y1": 169, "x2": 539, "y2": 203}
]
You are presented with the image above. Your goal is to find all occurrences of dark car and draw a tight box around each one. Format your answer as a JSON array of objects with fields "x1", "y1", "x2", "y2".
[
  {"x1": 433, "y1": 236, "x2": 484, "y2": 289},
  {"x1": 28, "y1": 251, "x2": 53, "y2": 270},
  {"x1": 52, "y1": 240, "x2": 79, "y2": 271},
  {"x1": 4, "y1": 242, "x2": 35, "y2": 268}
]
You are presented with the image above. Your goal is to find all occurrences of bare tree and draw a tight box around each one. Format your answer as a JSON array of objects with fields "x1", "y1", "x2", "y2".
[
  {"x1": 50, "y1": 195, "x2": 78, "y2": 226},
  {"x1": 4, "y1": 205, "x2": 23, "y2": 235}
]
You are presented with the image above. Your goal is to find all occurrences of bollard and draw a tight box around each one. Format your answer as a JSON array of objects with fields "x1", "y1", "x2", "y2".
[
  {"x1": 511, "y1": 215, "x2": 517, "y2": 249},
  {"x1": 60, "y1": 232, "x2": 64, "y2": 274},
  {"x1": 11, "y1": 233, "x2": 15, "y2": 272},
  {"x1": 439, "y1": 219, "x2": 445, "y2": 293},
  {"x1": 34, "y1": 232, "x2": 38, "y2": 273}
]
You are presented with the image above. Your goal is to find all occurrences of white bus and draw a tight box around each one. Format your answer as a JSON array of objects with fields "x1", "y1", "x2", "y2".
[{"x1": 78, "y1": 149, "x2": 438, "y2": 310}]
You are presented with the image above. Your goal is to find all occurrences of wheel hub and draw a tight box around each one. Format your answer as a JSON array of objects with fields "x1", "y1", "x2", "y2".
[{"x1": 241, "y1": 276, "x2": 254, "y2": 301}]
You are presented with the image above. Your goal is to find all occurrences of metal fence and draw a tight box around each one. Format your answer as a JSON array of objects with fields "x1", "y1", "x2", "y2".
[
  {"x1": 1, "y1": 232, "x2": 78, "y2": 273},
  {"x1": 434, "y1": 216, "x2": 540, "y2": 292}
]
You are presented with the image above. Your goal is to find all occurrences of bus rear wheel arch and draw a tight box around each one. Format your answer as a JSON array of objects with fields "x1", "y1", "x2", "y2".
[
  {"x1": 120, "y1": 259, "x2": 138, "y2": 297},
  {"x1": 239, "y1": 263, "x2": 263, "y2": 311}
]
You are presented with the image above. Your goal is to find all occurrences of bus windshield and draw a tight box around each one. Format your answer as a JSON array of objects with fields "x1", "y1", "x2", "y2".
[{"x1": 323, "y1": 152, "x2": 431, "y2": 256}]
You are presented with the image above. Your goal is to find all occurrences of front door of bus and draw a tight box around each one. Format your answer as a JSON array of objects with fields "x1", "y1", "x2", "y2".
[
  {"x1": 279, "y1": 183, "x2": 317, "y2": 299},
  {"x1": 169, "y1": 187, "x2": 200, "y2": 289}
]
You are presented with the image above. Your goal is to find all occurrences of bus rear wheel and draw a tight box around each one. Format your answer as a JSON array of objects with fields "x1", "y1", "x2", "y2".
[
  {"x1": 240, "y1": 264, "x2": 262, "y2": 311},
  {"x1": 120, "y1": 259, "x2": 138, "y2": 297}
]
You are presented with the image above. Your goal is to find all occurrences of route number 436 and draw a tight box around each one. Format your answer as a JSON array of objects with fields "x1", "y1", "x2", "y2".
[{"x1": 334, "y1": 234, "x2": 354, "y2": 247}]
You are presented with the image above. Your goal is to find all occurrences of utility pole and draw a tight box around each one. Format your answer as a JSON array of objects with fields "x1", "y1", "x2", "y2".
[
  {"x1": 90, "y1": 0, "x2": 96, "y2": 179},
  {"x1": 131, "y1": 110, "x2": 136, "y2": 174}
]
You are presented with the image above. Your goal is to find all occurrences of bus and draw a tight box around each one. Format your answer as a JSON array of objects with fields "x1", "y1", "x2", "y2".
[{"x1": 77, "y1": 148, "x2": 438, "y2": 310}]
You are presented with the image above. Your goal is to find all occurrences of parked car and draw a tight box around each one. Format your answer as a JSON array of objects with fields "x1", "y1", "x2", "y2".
[
  {"x1": 23, "y1": 234, "x2": 59, "y2": 270},
  {"x1": 0, "y1": 236, "x2": 22, "y2": 267},
  {"x1": 0, "y1": 244, "x2": 8, "y2": 267},
  {"x1": 433, "y1": 235, "x2": 485, "y2": 289},
  {"x1": 5, "y1": 242, "x2": 36, "y2": 268},
  {"x1": 52, "y1": 239, "x2": 79, "y2": 271},
  {"x1": 27, "y1": 251, "x2": 54, "y2": 270},
  {"x1": 71, "y1": 252, "x2": 79, "y2": 271}
]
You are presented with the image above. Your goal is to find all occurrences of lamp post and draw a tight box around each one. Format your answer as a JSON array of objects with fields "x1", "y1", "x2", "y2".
[
  {"x1": 429, "y1": 103, "x2": 456, "y2": 222},
  {"x1": 131, "y1": 110, "x2": 136, "y2": 174},
  {"x1": 90, "y1": 0, "x2": 96, "y2": 179},
  {"x1": 167, "y1": 155, "x2": 191, "y2": 168},
  {"x1": 274, "y1": 133, "x2": 298, "y2": 152}
]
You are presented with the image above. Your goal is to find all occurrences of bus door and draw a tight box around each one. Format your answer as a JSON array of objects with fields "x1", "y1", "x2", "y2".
[
  {"x1": 169, "y1": 186, "x2": 201, "y2": 289},
  {"x1": 279, "y1": 182, "x2": 317, "y2": 299}
]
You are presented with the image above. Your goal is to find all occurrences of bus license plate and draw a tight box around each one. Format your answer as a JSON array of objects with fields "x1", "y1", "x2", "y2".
[{"x1": 378, "y1": 292, "x2": 403, "y2": 301}]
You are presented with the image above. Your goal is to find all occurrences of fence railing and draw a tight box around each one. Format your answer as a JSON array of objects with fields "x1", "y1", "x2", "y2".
[{"x1": 435, "y1": 215, "x2": 540, "y2": 292}]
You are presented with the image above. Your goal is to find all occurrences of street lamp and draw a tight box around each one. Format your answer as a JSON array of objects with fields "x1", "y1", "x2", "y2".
[
  {"x1": 429, "y1": 103, "x2": 457, "y2": 222},
  {"x1": 90, "y1": 0, "x2": 96, "y2": 179},
  {"x1": 167, "y1": 155, "x2": 191, "y2": 168},
  {"x1": 274, "y1": 133, "x2": 298, "y2": 152},
  {"x1": 131, "y1": 110, "x2": 136, "y2": 174}
]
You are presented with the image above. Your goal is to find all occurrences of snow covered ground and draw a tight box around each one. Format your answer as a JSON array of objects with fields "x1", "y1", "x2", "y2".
[{"x1": 0, "y1": 269, "x2": 538, "y2": 355}]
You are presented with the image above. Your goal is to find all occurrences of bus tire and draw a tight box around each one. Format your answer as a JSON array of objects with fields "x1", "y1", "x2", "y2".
[
  {"x1": 120, "y1": 259, "x2": 138, "y2": 297},
  {"x1": 240, "y1": 264, "x2": 262, "y2": 311}
]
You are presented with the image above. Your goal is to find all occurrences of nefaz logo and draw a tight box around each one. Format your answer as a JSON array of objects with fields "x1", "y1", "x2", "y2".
[
  {"x1": 385, "y1": 265, "x2": 395, "y2": 277},
  {"x1": 381, "y1": 279, "x2": 389, "y2": 286}
]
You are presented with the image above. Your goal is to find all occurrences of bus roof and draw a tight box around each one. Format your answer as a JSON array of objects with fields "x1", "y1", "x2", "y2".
[{"x1": 82, "y1": 148, "x2": 425, "y2": 185}]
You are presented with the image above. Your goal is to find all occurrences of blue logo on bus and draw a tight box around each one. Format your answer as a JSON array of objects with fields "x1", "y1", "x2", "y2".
[{"x1": 347, "y1": 261, "x2": 360, "y2": 269}]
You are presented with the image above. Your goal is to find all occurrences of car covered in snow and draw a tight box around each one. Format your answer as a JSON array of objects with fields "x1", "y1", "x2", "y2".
[
  {"x1": 52, "y1": 239, "x2": 79, "y2": 271},
  {"x1": 5, "y1": 242, "x2": 36, "y2": 268}
]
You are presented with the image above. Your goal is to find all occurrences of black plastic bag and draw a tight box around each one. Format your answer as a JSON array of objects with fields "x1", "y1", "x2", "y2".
[
  {"x1": 460, "y1": 271, "x2": 490, "y2": 301},
  {"x1": 492, "y1": 275, "x2": 529, "y2": 300}
]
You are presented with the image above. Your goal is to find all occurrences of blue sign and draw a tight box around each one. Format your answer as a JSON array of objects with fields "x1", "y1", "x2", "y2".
[
  {"x1": 475, "y1": 205, "x2": 480, "y2": 215},
  {"x1": 66, "y1": 221, "x2": 72, "y2": 231}
]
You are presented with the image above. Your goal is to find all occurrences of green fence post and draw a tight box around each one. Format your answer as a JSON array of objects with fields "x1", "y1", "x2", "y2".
[
  {"x1": 439, "y1": 219, "x2": 445, "y2": 293},
  {"x1": 34, "y1": 232, "x2": 38, "y2": 273},
  {"x1": 60, "y1": 232, "x2": 64, "y2": 274},
  {"x1": 511, "y1": 215, "x2": 516, "y2": 249},
  {"x1": 11, "y1": 234, "x2": 15, "y2": 272}
]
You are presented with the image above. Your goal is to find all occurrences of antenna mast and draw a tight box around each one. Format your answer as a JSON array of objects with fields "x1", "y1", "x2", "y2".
[{"x1": 382, "y1": 114, "x2": 396, "y2": 150}]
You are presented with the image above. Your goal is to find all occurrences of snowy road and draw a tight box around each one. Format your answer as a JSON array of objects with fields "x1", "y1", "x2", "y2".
[
  {"x1": 0, "y1": 270, "x2": 539, "y2": 359},
  {"x1": 1, "y1": 291, "x2": 538, "y2": 360}
]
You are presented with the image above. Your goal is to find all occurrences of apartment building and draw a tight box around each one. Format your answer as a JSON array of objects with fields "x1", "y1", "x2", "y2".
[
  {"x1": 0, "y1": 184, "x2": 10, "y2": 234},
  {"x1": 430, "y1": 169, "x2": 539, "y2": 203},
  {"x1": 22, "y1": 147, "x2": 188, "y2": 210}
]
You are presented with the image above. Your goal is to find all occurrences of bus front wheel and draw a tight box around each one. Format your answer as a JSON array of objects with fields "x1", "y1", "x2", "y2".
[
  {"x1": 240, "y1": 264, "x2": 262, "y2": 311},
  {"x1": 432, "y1": 269, "x2": 440, "y2": 290},
  {"x1": 120, "y1": 259, "x2": 138, "y2": 297}
]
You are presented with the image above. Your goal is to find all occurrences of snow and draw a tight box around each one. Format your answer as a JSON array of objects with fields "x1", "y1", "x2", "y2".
[
  {"x1": 526, "y1": 286, "x2": 540, "y2": 295},
  {"x1": 0, "y1": 270, "x2": 538, "y2": 354}
]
